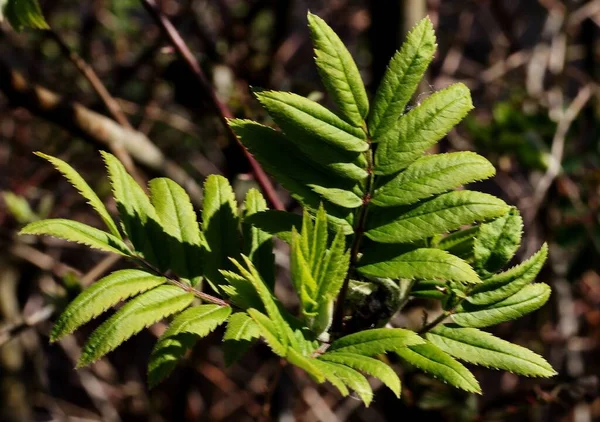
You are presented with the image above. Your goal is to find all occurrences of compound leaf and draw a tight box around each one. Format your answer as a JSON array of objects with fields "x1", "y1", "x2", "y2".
[
  {"x1": 243, "y1": 189, "x2": 275, "y2": 288},
  {"x1": 202, "y1": 175, "x2": 240, "y2": 287},
  {"x1": 51, "y1": 270, "x2": 166, "y2": 342},
  {"x1": 307, "y1": 12, "x2": 369, "y2": 127},
  {"x1": 20, "y1": 219, "x2": 131, "y2": 256},
  {"x1": 375, "y1": 83, "x2": 473, "y2": 175},
  {"x1": 452, "y1": 283, "x2": 551, "y2": 328},
  {"x1": 368, "y1": 17, "x2": 436, "y2": 140},
  {"x1": 35, "y1": 152, "x2": 121, "y2": 239},
  {"x1": 372, "y1": 152, "x2": 495, "y2": 207},
  {"x1": 148, "y1": 304, "x2": 231, "y2": 386},
  {"x1": 469, "y1": 243, "x2": 548, "y2": 306},
  {"x1": 319, "y1": 352, "x2": 401, "y2": 397},
  {"x1": 396, "y1": 342, "x2": 481, "y2": 394},
  {"x1": 313, "y1": 360, "x2": 373, "y2": 406},
  {"x1": 473, "y1": 208, "x2": 523, "y2": 276},
  {"x1": 247, "y1": 308, "x2": 287, "y2": 357},
  {"x1": 427, "y1": 325, "x2": 556, "y2": 377},
  {"x1": 366, "y1": 191, "x2": 509, "y2": 244},
  {"x1": 78, "y1": 285, "x2": 193, "y2": 367},
  {"x1": 149, "y1": 178, "x2": 203, "y2": 281},
  {"x1": 328, "y1": 328, "x2": 423, "y2": 356},
  {"x1": 358, "y1": 247, "x2": 480, "y2": 284}
]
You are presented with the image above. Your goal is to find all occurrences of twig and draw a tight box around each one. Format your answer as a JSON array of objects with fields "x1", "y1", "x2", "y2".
[
  {"x1": 47, "y1": 29, "x2": 140, "y2": 182},
  {"x1": 527, "y1": 85, "x2": 592, "y2": 223},
  {"x1": 0, "y1": 304, "x2": 55, "y2": 348},
  {"x1": 140, "y1": 0, "x2": 284, "y2": 211}
]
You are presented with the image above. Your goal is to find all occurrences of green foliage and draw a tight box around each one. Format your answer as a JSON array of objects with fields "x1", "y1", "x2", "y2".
[
  {"x1": 22, "y1": 12, "x2": 555, "y2": 407},
  {"x1": 1, "y1": 0, "x2": 49, "y2": 31}
]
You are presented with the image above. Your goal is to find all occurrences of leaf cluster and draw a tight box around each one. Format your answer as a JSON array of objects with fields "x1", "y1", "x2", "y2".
[{"x1": 20, "y1": 12, "x2": 555, "y2": 405}]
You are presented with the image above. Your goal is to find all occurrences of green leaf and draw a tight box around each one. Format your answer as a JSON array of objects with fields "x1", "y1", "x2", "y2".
[
  {"x1": 51, "y1": 269, "x2": 166, "y2": 342},
  {"x1": 202, "y1": 175, "x2": 240, "y2": 287},
  {"x1": 255, "y1": 90, "x2": 368, "y2": 153},
  {"x1": 312, "y1": 359, "x2": 373, "y2": 406},
  {"x1": 20, "y1": 219, "x2": 131, "y2": 256},
  {"x1": 287, "y1": 348, "x2": 325, "y2": 383},
  {"x1": 77, "y1": 285, "x2": 193, "y2": 367},
  {"x1": 396, "y1": 342, "x2": 481, "y2": 394},
  {"x1": 328, "y1": 328, "x2": 423, "y2": 356},
  {"x1": 244, "y1": 210, "x2": 302, "y2": 243},
  {"x1": 319, "y1": 352, "x2": 401, "y2": 397},
  {"x1": 468, "y1": 243, "x2": 548, "y2": 306},
  {"x1": 452, "y1": 283, "x2": 551, "y2": 328},
  {"x1": 311, "y1": 359, "x2": 350, "y2": 396},
  {"x1": 366, "y1": 191, "x2": 509, "y2": 244},
  {"x1": 316, "y1": 229, "x2": 350, "y2": 299},
  {"x1": 2, "y1": 0, "x2": 49, "y2": 31},
  {"x1": 309, "y1": 186, "x2": 363, "y2": 208},
  {"x1": 243, "y1": 189, "x2": 275, "y2": 289},
  {"x1": 148, "y1": 304, "x2": 231, "y2": 386},
  {"x1": 36, "y1": 152, "x2": 121, "y2": 239},
  {"x1": 307, "y1": 12, "x2": 369, "y2": 127},
  {"x1": 291, "y1": 228, "x2": 319, "y2": 315},
  {"x1": 473, "y1": 208, "x2": 523, "y2": 276},
  {"x1": 149, "y1": 178, "x2": 203, "y2": 281},
  {"x1": 228, "y1": 120, "x2": 358, "y2": 230},
  {"x1": 223, "y1": 312, "x2": 260, "y2": 366},
  {"x1": 436, "y1": 227, "x2": 479, "y2": 260},
  {"x1": 427, "y1": 325, "x2": 556, "y2": 377},
  {"x1": 230, "y1": 256, "x2": 294, "y2": 349},
  {"x1": 224, "y1": 312, "x2": 260, "y2": 341},
  {"x1": 220, "y1": 270, "x2": 263, "y2": 310},
  {"x1": 101, "y1": 151, "x2": 163, "y2": 266},
  {"x1": 375, "y1": 83, "x2": 474, "y2": 175},
  {"x1": 368, "y1": 17, "x2": 436, "y2": 140},
  {"x1": 358, "y1": 247, "x2": 480, "y2": 284},
  {"x1": 372, "y1": 152, "x2": 496, "y2": 207},
  {"x1": 247, "y1": 308, "x2": 287, "y2": 357},
  {"x1": 2, "y1": 191, "x2": 37, "y2": 224}
]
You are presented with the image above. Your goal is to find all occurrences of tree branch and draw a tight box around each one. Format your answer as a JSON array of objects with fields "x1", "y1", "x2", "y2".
[{"x1": 140, "y1": 0, "x2": 285, "y2": 211}]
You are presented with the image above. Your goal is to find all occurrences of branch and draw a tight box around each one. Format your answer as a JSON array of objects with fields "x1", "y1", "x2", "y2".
[
  {"x1": 140, "y1": 0, "x2": 285, "y2": 211},
  {"x1": 0, "y1": 61, "x2": 204, "y2": 206}
]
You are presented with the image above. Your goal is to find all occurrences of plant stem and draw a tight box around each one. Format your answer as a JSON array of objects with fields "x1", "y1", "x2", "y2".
[
  {"x1": 331, "y1": 138, "x2": 375, "y2": 336},
  {"x1": 135, "y1": 257, "x2": 229, "y2": 307},
  {"x1": 140, "y1": 0, "x2": 285, "y2": 211}
]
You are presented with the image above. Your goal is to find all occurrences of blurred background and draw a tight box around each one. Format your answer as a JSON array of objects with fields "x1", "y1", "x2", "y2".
[{"x1": 1, "y1": 0, "x2": 599, "y2": 421}]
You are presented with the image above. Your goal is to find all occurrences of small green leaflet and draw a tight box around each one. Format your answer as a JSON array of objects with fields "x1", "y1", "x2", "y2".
[
  {"x1": 286, "y1": 348, "x2": 325, "y2": 383},
  {"x1": 243, "y1": 189, "x2": 275, "y2": 288},
  {"x1": 51, "y1": 270, "x2": 166, "y2": 342},
  {"x1": 473, "y1": 208, "x2": 523, "y2": 276},
  {"x1": 327, "y1": 328, "x2": 423, "y2": 356},
  {"x1": 247, "y1": 308, "x2": 287, "y2": 357},
  {"x1": 307, "y1": 12, "x2": 369, "y2": 127},
  {"x1": 374, "y1": 83, "x2": 474, "y2": 175},
  {"x1": 255, "y1": 91, "x2": 368, "y2": 153},
  {"x1": 35, "y1": 152, "x2": 121, "y2": 239},
  {"x1": 372, "y1": 152, "x2": 495, "y2": 207},
  {"x1": 366, "y1": 190, "x2": 509, "y2": 244},
  {"x1": 468, "y1": 243, "x2": 548, "y2": 306},
  {"x1": 319, "y1": 352, "x2": 401, "y2": 397},
  {"x1": 436, "y1": 227, "x2": 479, "y2": 260},
  {"x1": 102, "y1": 151, "x2": 163, "y2": 266},
  {"x1": 149, "y1": 177, "x2": 203, "y2": 281},
  {"x1": 202, "y1": 175, "x2": 240, "y2": 287},
  {"x1": 313, "y1": 360, "x2": 373, "y2": 406},
  {"x1": 77, "y1": 285, "x2": 193, "y2": 367},
  {"x1": 148, "y1": 304, "x2": 231, "y2": 386},
  {"x1": 20, "y1": 219, "x2": 131, "y2": 256},
  {"x1": 309, "y1": 186, "x2": 363, "y2": 209},
  {"x1": 223, "y1": 312, "x2": 260, "y2": 366},
  {"x1": 358, "y1": 247, "x2": 480, "y2": 284},
  {"x1": 2, "y1": 0, "x2": 49, "y2": 31},
  {"x1": 368, "y1": 17, "x2": 436, "y2": 140},
  {"x1": 396, "y1": 342, "x2": 481, "y2": 394},
  {"x1": 427, "y1": 325, "x2": 556, "y2": 377},
  {"x1": 452, "y1": 283, "x2": 551, "y2": 328}
]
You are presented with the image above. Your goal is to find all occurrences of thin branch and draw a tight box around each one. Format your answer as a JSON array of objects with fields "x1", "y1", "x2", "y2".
[
  {"x1": 527, "y1": 85, "x2": 592, "y2": 223},
  {"x1": 140, "y1": 0, "x2": 285, "y2": 211},
  {"x1": 47, "y1": 29, "x2": 141, "y2": 182}
]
